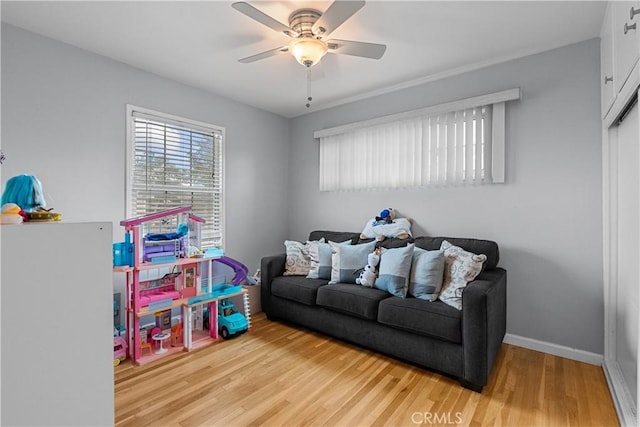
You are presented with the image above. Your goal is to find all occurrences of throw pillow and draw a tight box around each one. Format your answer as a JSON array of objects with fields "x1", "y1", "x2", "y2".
[
  {"x1": 283, "y1": 240, "x2": 312, "y2": 276},
  {"x1": 375, "y1": 244, "x2": 415, "y2": 298},
  {"x1": 329, "y1": 240, "x2": 377, "y2": 284},
  {"x1": 438, "y1": 240, "x2": 487, "y2": 310},
  {"x1": 307, "y1": 239, "x2": 347, "y2": 280},
  {"x1": 409, "y1": 248, "x2": 445, "y2": 301}
]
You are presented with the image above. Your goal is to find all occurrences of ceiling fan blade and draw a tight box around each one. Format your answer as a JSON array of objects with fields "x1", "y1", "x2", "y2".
[
  {"x1": 238, "y1": 46, "x2": 289, "y2": 63},
  {"x1": 326, "y1": 39, "x2": 386, "y2": 60},
  {"x1": 232, "y1": 2, "x2": 299, "y2": 38},
  {"x1": 312, "y1": 1, "x2": 365, "y2": 37}
]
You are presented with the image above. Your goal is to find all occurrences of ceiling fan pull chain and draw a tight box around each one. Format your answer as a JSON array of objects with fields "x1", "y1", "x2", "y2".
[{"x1": 306, "y1": 67, "x2": 312, "y2": 108}]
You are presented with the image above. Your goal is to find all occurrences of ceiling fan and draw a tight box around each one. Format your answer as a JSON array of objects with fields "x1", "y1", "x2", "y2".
[{"x1": 232, "y1": 1, "x2": 387, "y2": 68}]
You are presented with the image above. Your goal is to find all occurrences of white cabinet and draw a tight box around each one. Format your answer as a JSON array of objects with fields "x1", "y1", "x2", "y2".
[
  {"x1": 613, "y1": 1, "x2": 640, "y2": 91},
  {"x1": 601, "y1": 2, "x2": 615, "y2": 117},
  {"x1": 1, "y1": 222, "x2": 114, "y2": 426},
  {"x1": 601, "y1": 0, "x2": 640, "y2": 123}
]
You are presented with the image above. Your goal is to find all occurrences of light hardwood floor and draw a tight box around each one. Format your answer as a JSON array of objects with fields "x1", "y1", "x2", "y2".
[{"x1": 115, "y1": 313, "x2": 619, "y2": 426}]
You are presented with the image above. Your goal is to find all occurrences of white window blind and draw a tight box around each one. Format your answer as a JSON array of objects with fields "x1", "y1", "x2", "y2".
[
  {"x1": 126, "y1": 106, "x2": 224, "y2": 249},
  {"x1": 315, "y1": 89, "x2": 519, "y2": 191}
]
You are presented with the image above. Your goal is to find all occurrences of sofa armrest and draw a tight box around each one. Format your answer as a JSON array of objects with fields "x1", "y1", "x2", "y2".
[
  {"x1": 260, "y1": 253, "x2": 286, "y2": 316},
  {"x1": 461, "y1": 267, "x2": 507, "y2": 391}
]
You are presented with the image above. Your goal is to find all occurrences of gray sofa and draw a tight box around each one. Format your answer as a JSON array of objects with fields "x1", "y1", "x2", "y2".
[{"x1": 260, "y1": 230, "x2": 507, "y2": 392}]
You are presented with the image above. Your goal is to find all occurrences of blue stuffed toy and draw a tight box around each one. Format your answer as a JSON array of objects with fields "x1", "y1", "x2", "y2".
[{"x1": 373, "y1": 208, "x2": 395, "y2": 226}]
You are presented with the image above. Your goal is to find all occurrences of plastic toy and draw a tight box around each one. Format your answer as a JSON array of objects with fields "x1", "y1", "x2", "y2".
[
  {"x1": 113, "y1": 336, "x2": 127, "y2": 366},
  {"x1": 217, "y1": 298, "x2": 248, "y2": 339},
  {"x1": 113, "y1": 234, "x2": 134, "y2": 267},
  {"x1": 212, "y1": 257, "x2": 248, "y2": 285},
  {"x1": 139, "y1": 334, "x2": 153, "y2": 356},
  {"x1": 170, "y1": 322, "x2": 183, "y2": 347},
  {"x1": 0, "y1": 203, "x2": 23, "y2": 224}
]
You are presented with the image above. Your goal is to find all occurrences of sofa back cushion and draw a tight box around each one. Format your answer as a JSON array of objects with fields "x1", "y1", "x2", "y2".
[
  {"x1": 413, "y1": 237, "x2": 499, "y2": 270},
  {"x1": 308, "y1": 231, "x2": 361, "y2": 245},
  {"x1": 307, "y1": 231, "x2": 500, "y2": 270},
  {"x1": 357, "y1": 236, "x2": 414, "y2": 249}
]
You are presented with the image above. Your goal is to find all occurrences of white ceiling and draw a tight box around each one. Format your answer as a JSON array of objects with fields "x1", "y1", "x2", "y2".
[{"x1": 2, "y1": 1, "x2": 606, "y2": 118}]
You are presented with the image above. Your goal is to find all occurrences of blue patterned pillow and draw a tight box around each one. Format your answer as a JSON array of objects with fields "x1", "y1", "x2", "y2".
[
  {"x1": 375, "y1": 244, "x2": 415, "y2": 297},
  {"x1": 329, "y1": 240, "x2": 377, "y2": 284},
  {"x1": 409, "y1": 248, "x2": 445, "y2": 301}
]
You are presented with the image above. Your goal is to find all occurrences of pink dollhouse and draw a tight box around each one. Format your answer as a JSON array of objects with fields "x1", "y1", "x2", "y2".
[{"x1": 115, "y1": 206, "x2": 251, "y2": 365}]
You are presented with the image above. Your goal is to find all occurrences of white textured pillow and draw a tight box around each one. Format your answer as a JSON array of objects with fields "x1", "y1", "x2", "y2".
[
  {"x1": 438, "y1": 240, "x2": 487, "y2": 310},
  {"x1": 283, "y1": 240, "x2": 311, "y2": 276}
]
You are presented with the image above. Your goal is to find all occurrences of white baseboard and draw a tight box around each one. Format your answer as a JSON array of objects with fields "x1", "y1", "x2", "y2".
[
  {"x1": 603, "y1": 359, "x2": 637, "y2": 427},
  {"x1": 503, "y1": 333, "x2": 603, "y2": 366}
]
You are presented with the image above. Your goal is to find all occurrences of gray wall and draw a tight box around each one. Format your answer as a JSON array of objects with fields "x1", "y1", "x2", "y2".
[
  {"x1": 1, "y1": 23, "x2": 605, "y2": 355},
  {"x1": 288, "y1": 39, "x2": 604, "y2": 355},
  {"x1": 1, "y1": 24, "x2": 290, "y2": 274}
]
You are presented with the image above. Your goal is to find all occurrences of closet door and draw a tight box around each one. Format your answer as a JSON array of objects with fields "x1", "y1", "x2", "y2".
[
  {"x1": 616, "y1": 99, "x2": 639, "y2": 406},
  {"x1": 605, "y1": 96, "x2": 639, "y2": 426}
]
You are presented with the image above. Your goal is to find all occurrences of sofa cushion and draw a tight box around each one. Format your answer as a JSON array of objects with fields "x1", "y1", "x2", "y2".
[
  {"x1": 317, "y1": 284, "x2": 390, "y2": 320},
  {"x1": 271, "y1": 276, "x2": 328, "y2": 306},
  {"x1": 378, "y1": 297, "x2": 462, "y2": 343},
  {"x1": 414, "y1": 236, "x2": 499, "y2": 270},
  {"x1": 357, "y1": 237, "x2": 414, "y2": 249}
]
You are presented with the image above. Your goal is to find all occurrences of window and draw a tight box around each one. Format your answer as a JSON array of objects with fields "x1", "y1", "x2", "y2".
[
  {"x1": 126, "y1": 105, "x2": 224, "y2": 249},
  {"x1": 314, "y1": 89, "x2": 519, "y2": 191}
]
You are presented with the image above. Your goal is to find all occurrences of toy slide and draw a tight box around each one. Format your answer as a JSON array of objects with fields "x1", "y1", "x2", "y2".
[{"x1": 212, "y1": 256, "x2": 248, "y2": 285}]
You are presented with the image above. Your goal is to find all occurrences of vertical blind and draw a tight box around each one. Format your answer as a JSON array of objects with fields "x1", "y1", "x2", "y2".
[
  {"x1": 316, "y1": 89, "x2": 519, "y2": 191},
  {"x1": 129, "y1": 108, "x2": 224, "y2": 249}
]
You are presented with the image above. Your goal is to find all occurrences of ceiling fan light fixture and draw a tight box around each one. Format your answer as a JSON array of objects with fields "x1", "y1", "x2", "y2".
[{"x1": 289, "y1": 37, "x2": 328, "y2": 67}]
